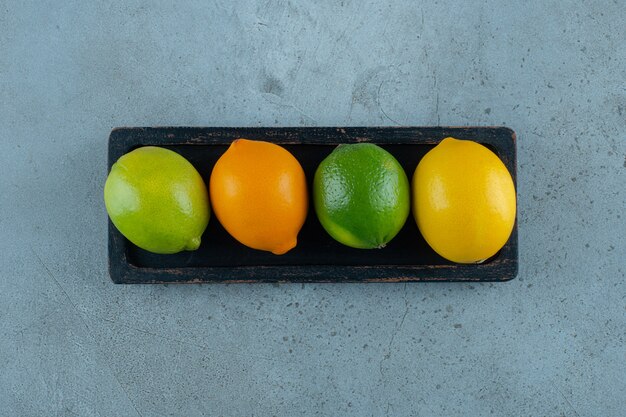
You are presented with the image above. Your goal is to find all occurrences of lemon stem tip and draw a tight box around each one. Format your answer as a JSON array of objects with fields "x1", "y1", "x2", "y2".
[{"x1": 186, "y1": 237, "x2": 202, "y2": 251}]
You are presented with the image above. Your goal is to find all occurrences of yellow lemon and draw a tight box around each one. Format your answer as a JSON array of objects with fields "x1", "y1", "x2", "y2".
[{"x1": 413, "y1": 137, "x2": 516, "y2": 263}]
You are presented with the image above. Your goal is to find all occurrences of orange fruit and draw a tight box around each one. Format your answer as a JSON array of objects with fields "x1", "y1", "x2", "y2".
[{"x1": 209, "y1": 139, "x2": 308, "y2": 255}]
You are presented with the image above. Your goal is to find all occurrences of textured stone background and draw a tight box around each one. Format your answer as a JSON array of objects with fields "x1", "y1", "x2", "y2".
[{"x1": 1, "y1": 1, "x2": 624, "y2": 416}]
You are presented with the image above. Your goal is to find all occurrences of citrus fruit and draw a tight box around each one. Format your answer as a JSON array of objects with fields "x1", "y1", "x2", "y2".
[
  {"x1": 209, "y1": 139, "x2": 308, "y2": 255},
  {"x1": 104, "y1": 146, "x2": 210, "y2": 254},
  {"x1": 313, "y1": 143, "x2": 410, "y2": 249},
  {"x1": 413, "y1": 137, "x2": 516, "y2": 263}
]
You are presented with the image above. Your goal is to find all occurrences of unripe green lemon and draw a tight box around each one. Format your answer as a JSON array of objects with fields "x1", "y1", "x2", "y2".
[
  {"x1": 104, "y1": 146, "x2": 210, "y2": 254},
  {"x1": 314, "y1": 143, "x2": 410, "y2": 249}
]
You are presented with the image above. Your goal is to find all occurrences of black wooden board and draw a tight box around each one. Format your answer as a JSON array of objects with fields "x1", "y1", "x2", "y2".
[{"x1": 108, "y1": 127, "x2": 518, "y2": 284}]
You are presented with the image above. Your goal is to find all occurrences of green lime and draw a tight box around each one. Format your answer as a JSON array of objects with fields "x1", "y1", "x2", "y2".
[
  {"x1": 104, "y1": 146, "x2": 210, "y2": 254},
  {"x1": 313, "y1": 143, "x2": 410, "y2": 249}
]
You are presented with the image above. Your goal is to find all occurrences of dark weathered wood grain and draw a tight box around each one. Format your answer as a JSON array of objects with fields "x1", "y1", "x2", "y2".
[{"x1": 108, "y1": 127, "x2": 518, "y2": 284}]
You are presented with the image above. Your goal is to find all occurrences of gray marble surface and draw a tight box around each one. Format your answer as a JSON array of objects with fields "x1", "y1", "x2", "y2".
[{"x1": 1, "y1": 1, "x2": 624, "y2": 416}]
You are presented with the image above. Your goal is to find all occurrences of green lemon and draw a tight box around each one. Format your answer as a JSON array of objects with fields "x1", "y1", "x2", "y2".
[
  {"x1": 104, "y1": 146, "x2": 210, "y2": 254},
  {"x1": 313, "y1": 143, "x2": 410, "y2": 249}
]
